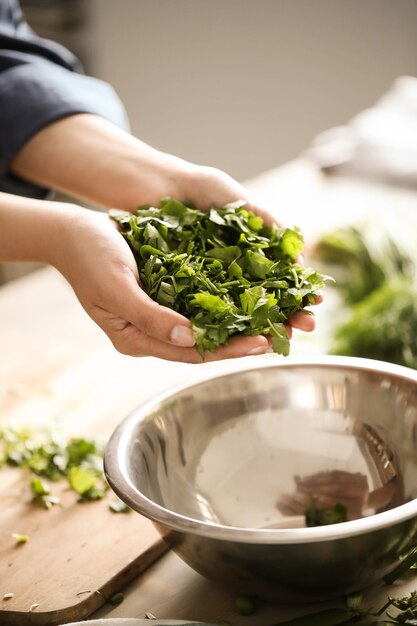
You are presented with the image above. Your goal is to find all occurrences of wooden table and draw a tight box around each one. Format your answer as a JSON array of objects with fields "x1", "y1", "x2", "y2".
[{"x1": 1, "y1": 158, "x2": 417, "y2": 625}]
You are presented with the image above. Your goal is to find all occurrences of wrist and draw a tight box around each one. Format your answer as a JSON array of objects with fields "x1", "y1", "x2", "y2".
[
  {"x1": 0, "y1": 193, "x2": 81, "y2": 266},
  {"x1": 110, "y1": 143, "x2": 199, "y2": 210},
  {"x1": 10, "y1": 114, "x2": 200, "y2": 210},
  {"x1": 43, "y1": 202, "x2": 85, "y2": 269}
]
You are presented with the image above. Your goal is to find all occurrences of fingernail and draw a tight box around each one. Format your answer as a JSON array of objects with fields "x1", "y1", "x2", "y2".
[
  {"x1": 170, "y1": 325, "x2": 195, "y2": 347},
  {"x1": 246, "y1": 346, "x2": 267, "y2": 356}
]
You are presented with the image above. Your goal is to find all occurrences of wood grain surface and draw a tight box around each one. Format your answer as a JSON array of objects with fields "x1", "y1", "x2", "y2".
[
  {"x1": 2, "y1": 159, "x2": 417, "y2": 626},
  {"x1": 0, "y1": 265, "x2": 254, "y2": 625},
  {"x1": 0, "y1": 268, "x2": 193, "y2": 626}
]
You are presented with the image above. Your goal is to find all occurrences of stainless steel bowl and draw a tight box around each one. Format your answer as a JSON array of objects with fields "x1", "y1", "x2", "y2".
[{"x1": 104, "y1": 356, "x2": 417, "y2": 601}]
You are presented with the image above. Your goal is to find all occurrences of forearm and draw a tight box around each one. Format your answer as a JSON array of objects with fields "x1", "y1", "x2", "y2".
[
  {"x1": 0, "y1": 192, "x2": 77, "y2": 265},
  {"x1": 9, "y1": 114, "x2": 196, "y2": 210}
]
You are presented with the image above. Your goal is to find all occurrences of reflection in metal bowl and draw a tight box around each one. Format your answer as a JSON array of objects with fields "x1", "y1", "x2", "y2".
[{"x1": 104, "y1": 357, "x2": 417, "y2": 601}]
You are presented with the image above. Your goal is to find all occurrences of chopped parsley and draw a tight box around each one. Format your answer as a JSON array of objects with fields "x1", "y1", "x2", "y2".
[{"x1": 111, "y1": 199, "x2": 330, "y2": 357}]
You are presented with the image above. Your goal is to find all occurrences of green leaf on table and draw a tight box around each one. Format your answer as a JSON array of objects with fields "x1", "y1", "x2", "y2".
[
  {"x1": 68, "y1": 466, "x2": 98, "y2": 495},
  {"x1": 109, "y1": 497, "x2": 130, "y2": 513},
  {"x1": 12, "y1": 533, "x2": 29, "y2": 545},
  {"x1": 30, "y1": 475, "x2": 50, "y2": 496}
]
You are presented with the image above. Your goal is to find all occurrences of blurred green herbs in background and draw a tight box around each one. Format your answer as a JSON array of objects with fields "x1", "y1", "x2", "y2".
[{"x1": 313, "y1": 226, "x2": 417, "y2": 369}]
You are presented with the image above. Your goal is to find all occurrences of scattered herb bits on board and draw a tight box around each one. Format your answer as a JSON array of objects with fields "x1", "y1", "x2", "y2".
[{"x1": 111, "y1": 199, "x2": 330, "y2": 357}]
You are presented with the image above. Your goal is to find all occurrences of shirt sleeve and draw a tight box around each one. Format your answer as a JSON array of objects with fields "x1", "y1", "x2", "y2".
[{"x1": 0, "y1": 0, "x2": 130, "y2": 198}]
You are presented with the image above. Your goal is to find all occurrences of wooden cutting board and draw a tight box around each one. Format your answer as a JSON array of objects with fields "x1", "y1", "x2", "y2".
[
  {"x1": 0, "y1": 267, "x2": 206, "y2": 626},
  {"x1": 0, "y1": 472, "x2": 167, "y2": 626}
]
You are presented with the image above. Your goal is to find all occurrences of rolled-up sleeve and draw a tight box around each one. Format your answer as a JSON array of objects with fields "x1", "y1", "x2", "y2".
[{"x1": 0, "y1": 0, "x2": 129, "y2": 198}]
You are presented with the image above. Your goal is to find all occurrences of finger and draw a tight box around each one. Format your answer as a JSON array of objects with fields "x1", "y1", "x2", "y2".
[
  {"x1": 108, "y1": 323, "x2": 197, "y2": 361},
  {"x1": 284, "y1": 323, "x2": 293, "y2": 340},
  {"x1": 107, "y1": 320, "x2": 272, "y2": 363},
  {"x1": 109, "y1": 270, "x2": 196, "y2": 348},
  {"x1": 288, "y1": 310, "x2": 316, "y2": 332},
  {"x1": 203, "y1": 333, "x2": 271, "y2": 362},
  {"x1": 244, "y1": 201, "x2": 281, "y2": 227}
]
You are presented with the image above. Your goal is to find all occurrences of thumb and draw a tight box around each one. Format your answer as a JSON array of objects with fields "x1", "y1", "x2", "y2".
[{"x1": 112, "y1": 270, "x2": 196, "y2": 348}]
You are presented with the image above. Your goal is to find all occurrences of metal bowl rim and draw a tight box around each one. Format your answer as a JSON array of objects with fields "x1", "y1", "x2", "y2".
[{"x1": 104, "y1": 356, "x2": 417, "y2": 544}]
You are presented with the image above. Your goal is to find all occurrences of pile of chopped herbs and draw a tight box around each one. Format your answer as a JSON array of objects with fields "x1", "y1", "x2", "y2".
[
  {"x1": 0, "y1": 427, "x2": 129, "y2": 512},
  {"x1": 111, "y1": 199, "x2": 330, "y2": 357},
  {"x1": 313, "y1": 227, "x2": 417, "y2": 369}
]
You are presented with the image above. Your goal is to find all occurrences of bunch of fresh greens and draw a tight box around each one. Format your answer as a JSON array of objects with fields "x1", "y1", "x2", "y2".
[
  {"x1": 314, "y1": 227, "x2": 413, "y2": 305},
  {"x1": 331, "y1": 279, "x2": 417, "y2": 369},
  {"x1": 111, "y1": 199, "x2": 329, "y2": 356},
  {"x1": 0, "y1": 427, "x2": 129, "y2": 512},
  {"x1": 313, "y1": 227, "x2": 417, "y2": 369}
]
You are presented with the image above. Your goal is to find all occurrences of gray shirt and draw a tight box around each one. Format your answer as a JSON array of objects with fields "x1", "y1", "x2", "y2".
[{"x1": 0, "y1": 0, "x2": 128, "y2": 198}]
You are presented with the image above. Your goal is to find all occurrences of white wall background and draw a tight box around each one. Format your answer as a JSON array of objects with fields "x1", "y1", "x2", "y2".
[
  {"x1": 2, "y1": 0, "x2": 416, "y2": 285},
  {"x1": 85, "y1": 0, "x2": 417, "y2": 182}
]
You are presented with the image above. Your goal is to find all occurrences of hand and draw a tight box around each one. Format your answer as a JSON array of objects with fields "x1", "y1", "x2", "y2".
[
  {"x1": 56, "y1": 207, "x2": 276, "y2": 362},
  {"x1": 60, "y1": 206, "x2": 319, "y2": 361}
]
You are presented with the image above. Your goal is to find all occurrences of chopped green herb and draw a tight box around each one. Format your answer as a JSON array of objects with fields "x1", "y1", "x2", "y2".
[
  {"x1": 305, "y1": 498, "x2": 347, "y2": 527},
  {"x1": 30, "y1": 475, "x2": 61, "y2": 508},
  {"x1": 109, "y1": 497, "x2": 130, "y2": 513},
  {"x1": 382, "y1": 591, "x2": 417, "y2": 624},
  {"x1": 12, "y1": 533, "x2": 29, "y2": 545},
  {"x1": 111, "y1": 199, "x2": 330, "y2": 356},
  {"x1": 40, "y1": 495, "x2": 61, "y2": 510},
  {"x1": 108, "y1": 592, "x2": 125, "y2": 606},
  {"x1": 30, "y1": 476, "x2": 50, "y2": 497},
  {"x1": 68, "y1": 466, "x2": 99, "y2": 495}
]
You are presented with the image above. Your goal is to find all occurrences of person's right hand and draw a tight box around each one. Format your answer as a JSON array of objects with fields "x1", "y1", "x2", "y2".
[{"x1": 55, "y1": 206, "x2": 273, "y2": 362}]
